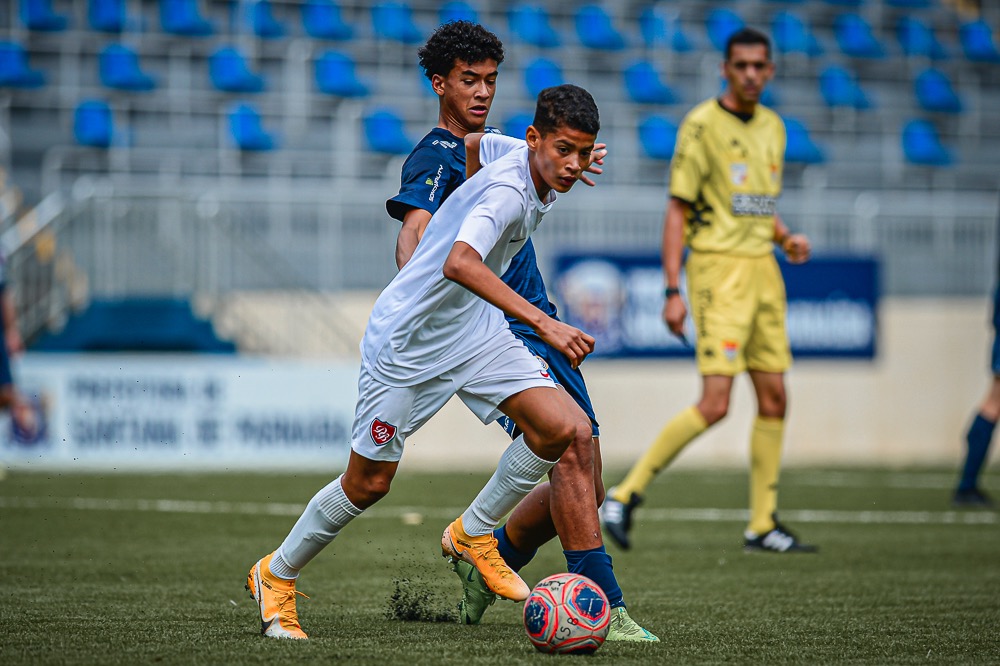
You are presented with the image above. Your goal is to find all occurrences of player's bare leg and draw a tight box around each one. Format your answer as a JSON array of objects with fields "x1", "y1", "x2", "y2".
[
  {"x1": 248, "y1": 452, "x2": 399, "y2": 639},
  {"x1": 444, "y1": 386, "x2": 577, "y2": 602}
]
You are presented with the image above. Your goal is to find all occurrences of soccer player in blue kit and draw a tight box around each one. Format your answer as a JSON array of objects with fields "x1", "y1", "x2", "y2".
[
  {"x1": 954, "y1": 281, "x2": 1000, "y2": 507},
  {"x1": 387, "y1": 21, "x2": 657, "y2": 641}
]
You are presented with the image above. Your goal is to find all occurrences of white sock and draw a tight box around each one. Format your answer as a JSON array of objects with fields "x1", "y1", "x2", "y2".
[
  {"x1": 271, "y1": 475, "x2": 363, "y2": 579},
  {"x1": 461, "y1": 434, "x2": 557, "y2": 536}
]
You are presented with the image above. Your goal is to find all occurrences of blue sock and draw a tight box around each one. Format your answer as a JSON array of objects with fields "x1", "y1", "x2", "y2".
[
  {"x1": 958, "y1": 413, "x2": 995, "y2": 492},
  {"x1": 494, "y1": 525, "x2": 536, "y2": 573},
  {"x1": 564, "y1": 545, "x2": 625, "y2": 609}
]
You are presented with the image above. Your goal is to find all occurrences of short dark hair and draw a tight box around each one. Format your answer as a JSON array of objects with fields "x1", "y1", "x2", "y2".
[
  {"x1": 417, "y1": 21, "x2": 504, "y2": 80},
  {"x1": 725, "y1": 27, "x2": 771, "y2": 61},
  {"x1": 532, "y1": 84, "x2": 600, "y2": 137}
]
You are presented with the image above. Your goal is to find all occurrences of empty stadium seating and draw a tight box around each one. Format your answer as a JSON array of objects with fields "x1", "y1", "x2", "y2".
[
  {"x1": 99, "y1": 44, "x2": 156, "y2": 92},
  {"x1": 73, "y1": 100, "x2": 115, "y2": 148},
  {"x1": 0, "y1": 42, "x2": 45, "y2": 88},
  {"x1": 363, "y1": 108, "x2": 413, "y2": 154},
  {"x1": 902, "y1": 119, "x2": 952, "y2": 165},
  {"x1": 637, "y1": 115, "x2": 678, "y2": 161},
  {"x1": 302, "y1": 0, "x2": 355, "y2": 40},
  {"x1": 228, "y1": 103, "x2": 276, "y2": 151}
]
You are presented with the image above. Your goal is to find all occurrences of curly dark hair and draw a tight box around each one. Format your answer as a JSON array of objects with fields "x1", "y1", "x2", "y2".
[
  {"x1": 417, "y1": 20, "x2": 505, "y2": 80},
  {"x1": 532, "y1": 84, "x2": 600, "y2": 137}
]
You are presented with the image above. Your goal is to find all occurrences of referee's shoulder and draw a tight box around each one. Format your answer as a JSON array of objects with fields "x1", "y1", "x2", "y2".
[{"x1": 683, "y1": 98, "x2": 717, "y2": 125}]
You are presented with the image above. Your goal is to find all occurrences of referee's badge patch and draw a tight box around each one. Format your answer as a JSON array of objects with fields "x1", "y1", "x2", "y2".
[
  {"x1": 723, "y1": 340, "x2": 739, "y2": 362},
  {"x1": 730, "y1": 163, "x2": 748, "y2": 186},
  {"x1": 370, "y1": 418, "x2": 397, "y2": 446}
]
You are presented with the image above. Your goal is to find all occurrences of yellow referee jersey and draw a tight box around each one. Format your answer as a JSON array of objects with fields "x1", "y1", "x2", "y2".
[{"x1": 669, "y1": 98, "x2": 785, "y2": 257}]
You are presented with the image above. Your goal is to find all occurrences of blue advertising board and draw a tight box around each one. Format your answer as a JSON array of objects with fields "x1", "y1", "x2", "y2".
[{"x1": 551, "y1": 253, "x2": 879, "y2": 359}]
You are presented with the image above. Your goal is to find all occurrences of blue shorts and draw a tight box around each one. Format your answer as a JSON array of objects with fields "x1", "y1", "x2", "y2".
[{"x1": 496, "y1": 328, "x2": 600, "y2": 439}]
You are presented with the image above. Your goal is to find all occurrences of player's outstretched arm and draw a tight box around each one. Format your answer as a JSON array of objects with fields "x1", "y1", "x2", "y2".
[
  {"x1": 444, "y1": 242, "x2": 595, "y2": 368},
  {"x1": 774, "y1": 214, "x2": 811, "y2": 264}
]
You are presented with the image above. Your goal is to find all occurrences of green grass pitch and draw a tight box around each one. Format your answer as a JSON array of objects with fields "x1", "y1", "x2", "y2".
[{"x1": 1, "y1": 467, "x2": 998, "y2": 664}]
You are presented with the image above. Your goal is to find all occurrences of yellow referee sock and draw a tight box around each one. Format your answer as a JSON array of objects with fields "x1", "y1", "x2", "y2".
[
  {"x1": 747, "y1": 416, "x2": 785, "y2": 535},
  {"x1": 612, "y1": 406, "x2": 708, "y2": 503}
]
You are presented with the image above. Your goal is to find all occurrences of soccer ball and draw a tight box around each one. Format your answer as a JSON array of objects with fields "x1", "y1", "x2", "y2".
[{"x1": 523, "y1": 573, "x2": 611, "y2": 655}]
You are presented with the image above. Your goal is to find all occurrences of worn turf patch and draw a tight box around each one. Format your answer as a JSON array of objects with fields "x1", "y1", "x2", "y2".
[{"x1": 386, "y1": 577, "x2": 458, "y2": 623}]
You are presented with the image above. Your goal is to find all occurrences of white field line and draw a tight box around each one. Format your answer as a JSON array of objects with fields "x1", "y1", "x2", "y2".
[{"x1": 0, "y1": 496, "x2": 995, "y2": 525}]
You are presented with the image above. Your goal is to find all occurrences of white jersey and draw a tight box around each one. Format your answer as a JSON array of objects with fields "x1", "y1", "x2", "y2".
[{"x1": 361, "y1": 138, "x2": 556, "y2": 387}]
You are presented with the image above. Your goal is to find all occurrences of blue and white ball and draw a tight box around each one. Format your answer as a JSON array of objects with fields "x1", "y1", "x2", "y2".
[{"x1": 523, "y1": 573, "x2": 611, "y2": 655}]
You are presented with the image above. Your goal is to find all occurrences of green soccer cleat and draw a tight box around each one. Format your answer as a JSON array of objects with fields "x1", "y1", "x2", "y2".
[
  {"x1": 606, "y1": 606, "x2": 660, "y2": 642},
  {"x1": 451, "y1": 558, "x2": 497, "y2": 625}
]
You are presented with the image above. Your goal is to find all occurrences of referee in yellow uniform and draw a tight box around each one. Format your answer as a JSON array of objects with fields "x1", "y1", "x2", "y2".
[{"x1": 601, "y1": 27, "x2": 816, "y2": 553}]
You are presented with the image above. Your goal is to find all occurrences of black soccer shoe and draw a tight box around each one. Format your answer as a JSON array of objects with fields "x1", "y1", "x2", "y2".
[
  {"x1": 599, "y1": 488, "x2": 643, "y2": 550},
  {"x1": 744, "y1": 513, "x2": 818, "y2": 554},
  {"x1": 952, "y1": 487, "x2": 994, "y2": 508}
]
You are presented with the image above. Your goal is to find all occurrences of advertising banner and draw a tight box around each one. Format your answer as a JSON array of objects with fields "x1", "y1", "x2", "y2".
[
  {"x1": 0, "y1": 356, "x2": 358, "y2": 470},
  {"x1": 551, "y1": 253, "x2": 879, "y2": 359}
]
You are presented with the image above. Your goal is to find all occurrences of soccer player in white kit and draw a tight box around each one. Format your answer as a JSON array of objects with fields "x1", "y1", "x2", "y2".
[{"x1": 246, "y1": 84, "x2": 601, "y2": 639}]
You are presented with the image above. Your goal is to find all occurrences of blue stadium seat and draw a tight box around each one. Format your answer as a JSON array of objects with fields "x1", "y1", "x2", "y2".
[
  {"x1": 371, "y1": 2, "x2": 423, "y2": 44},
  {"x1": 637, "y1": 116, "x2": 678, "y2": 161},
  {"x1": 20, "y1": 0, "x2": 69, "y2": 31},
  {"x1": 822, "y1": 0, "x2": 864, "y2": 5},
  {"x1": 623, "y1": 60, "x2": 679, "y2": 105},
  {"x1": 783, "y1": 117, "x2": 825, "y2": 164},
  {"x1": 771, "y1": 11, "x2": 823, "y2": 56},
  {"x1": 209, "y1": 47, "x2": 264, "y2": 93},
  {"x1": 914, "y1": 68, "x2": 962, "y2": 113},
  {"x1": 504, "y1": 111, "x2": 533, "y2": 140},
  {"x1": 99, "y1": 44, "x2": 156, "y2": 91},
  {"x1": 897, "y1": 16, "x2": 948, "y2": 59},
  {"x1": 959, "y1": 21, "x2": 1000, "y2": 63},
  {"x1": 74, "y1": 100, "x2": 114, "y2": 148},
  {"x1": 706, "y1": 9, "x2": 744, "y2": 52},
  {"x1": 819, "y1": 65, "x2": 872, "y2": 109},
  {"x1": 575, "y1": 5, "x2": 625, "y2": 51},
  {"x1": 89, "y1": 0, "x2": 127, "y2": 32},
  {"x1": 363, "y1": 109, "x2": 413, "y2": 154},
  {"x1": 315, "y1": 51, "x2": 369, "y2": 97},
  {"x1": 0, "y1": 42, "x2": 45, "y2": 88},
  {"x1": 33, "y1": 299, "x2": 236, "y2": 353},
  {"x1": 302, "y1": 0, "x2": 353, "y2": 40},
  {"x1": 245, "y1": 0, "x2": 285, "y2": 39},
  {"x1": 228, "y1": 103, "x2": 276, "y2": 151},
  {"x1": 509, "y1": 4, "x2": 561, "y2": 48},
  {"x1": 639, "y1": 6, "x2": 693, "y2": 52},
  {"x1": 523, "y1": 57, "x2": 563, "y2": 100},
  {"x1": 161, "y1": 0, "x2": 214, "y2": 36},
  {"x1": 834, "y1": 13, "x2": 886, "y2": 58},
  {"x1": 902, "y1": 119, "x2": 951, "y2": 165},
  {"x1": 886, "y1": 0, "x2": 932, "y2": 6},
  {"x1": 439, "y1": 1, "x2": 477, "y2": 24}
]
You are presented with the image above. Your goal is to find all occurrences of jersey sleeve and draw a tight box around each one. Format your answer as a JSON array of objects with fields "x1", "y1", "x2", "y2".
[
  {"x1": 480, "y1": 134, "x2": 526, "y2": 167},
  {"x1": 454, "y1": 184, "x2": 526, "y2": 260},
  {"x1": 385, "y1": 147, "x2": 452, "y2": 222},
  {"x1": 668, "y1": 117, "x2": 709, "y2": 203}
]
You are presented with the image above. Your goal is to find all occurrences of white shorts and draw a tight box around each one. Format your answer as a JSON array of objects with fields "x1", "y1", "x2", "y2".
[{"x1": 351, "y1": 335, "x2": 557, "y2": 462}]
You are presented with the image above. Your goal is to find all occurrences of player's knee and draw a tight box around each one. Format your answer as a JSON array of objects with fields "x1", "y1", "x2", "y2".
[
  {"x1": 700, "y1": 400, "x2": 729, "y2": 425},
  {"x1": 534, "y1": 418, "x2": 577, "y2": 461},
  {"x1": 557, "y1": 425, "x2": 595, "y2": 472},
  {"x1": 342, "y1": 471, "x2": 392, "y2": 508}
]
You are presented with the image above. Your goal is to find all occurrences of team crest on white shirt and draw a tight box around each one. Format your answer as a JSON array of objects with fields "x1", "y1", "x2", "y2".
[
  {"x1": 535, "y1": 356, "x2": 550, "y2": 379},
  {"x1": 370, "y1": 418, "x2": 397, "y2": 446},
  {"x1": 730, "y1": 163, "x2": 748, "y2": 186}
]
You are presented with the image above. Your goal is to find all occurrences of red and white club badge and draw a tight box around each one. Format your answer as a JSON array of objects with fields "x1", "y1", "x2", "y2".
[{"x1": 370, "y1": 418, "x2": 397, "y2": 446}]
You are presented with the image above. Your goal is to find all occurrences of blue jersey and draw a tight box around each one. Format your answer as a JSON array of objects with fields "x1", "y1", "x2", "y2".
[
  {"x1": 386, "y1": 126, "x2": 500, "y2": 222},
  {"x1": 502, "y1": 238, "x2": 558, "y2": 335},
  {"x1": 386, "y1": 126, "x2": 560, "y2": 327}
]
